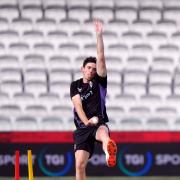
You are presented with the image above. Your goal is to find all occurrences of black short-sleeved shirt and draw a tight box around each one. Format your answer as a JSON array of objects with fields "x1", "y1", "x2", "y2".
[{"x1": 70, "y1": 74, "x2": 109, "y2": 129}]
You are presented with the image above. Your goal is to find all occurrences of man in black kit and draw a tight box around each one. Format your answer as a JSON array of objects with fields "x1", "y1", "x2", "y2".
[{"x1": 70, "y1": 20, "x2": 117, "y2": 180}]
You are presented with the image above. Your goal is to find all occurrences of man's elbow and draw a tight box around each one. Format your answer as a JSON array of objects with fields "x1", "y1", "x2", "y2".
[{"x1": 97, "y1": 70, "x2": 107, "y2": 77}]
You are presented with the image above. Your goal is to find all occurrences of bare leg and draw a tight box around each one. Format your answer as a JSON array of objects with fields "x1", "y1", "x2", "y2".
[
  {"x1": 95, "y1": 125, "x2": 110, "y2": 152},
  {"x1": 75, "y1": 150, "x2": 90, "y2": 180},
  {"x1": 95, "y1": 125, "x2": 117, "y2": 167}
]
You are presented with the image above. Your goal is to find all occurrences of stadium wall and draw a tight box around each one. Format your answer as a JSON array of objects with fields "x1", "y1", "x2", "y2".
[{"x1": 0, "y1": 132, "x2": 180, "y2": 177}]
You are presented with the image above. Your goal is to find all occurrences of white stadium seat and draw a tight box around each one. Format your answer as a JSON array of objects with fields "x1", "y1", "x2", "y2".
[
  {"x1": 0, "y1": 55, "x2": 20, "y2": 69},
  {"x1": 146, "y1": 117, "x2": 170, "y2": 131},
  {"x1": 121, "y1": 31, "x2": 143, "y2": 48},
  {"x1": 48, "y1": 55, "x2": 72, "y2": 71},
  {"x1": 132, "y1": 20, "x2": 153, "y2": 37},
  {"x1": 102, "y1": 30, "x2": 119, "y2": 47},
  {"x1": 163, "y1": 8, "x2": 180, "y2": 24},
  {"x1": 148, "y1": 82, "x2": 171, "y2": 99},
  {"x1": 38, "y1": 92, "x2": 60, "y2": 111},
  {"x1": 129, "y1": 105, "x2": 151, "y2": 119},
  {"x1": 107, "y1": 105, "x2": 125, "y2": 119},
  {"x1": 8, "y1": 42, "x2": 30, "y2": 59},
  {"x1": 41, "y1": 116, "x2": 65, "y2": 131},
  {"x1": 1, "y1": 80, "x2": 22, "y2": 97},
  {"x1": 164, "y1": 0, "x2": 180, "y2": 8},
  {"x1": 68, "y1": 7, "x2": 90, "y2": 24},
  {"x1": 92, "y1": 7, "x2": 114, "y2": 24},
  {"x1": 25, "y1": 104, "x2": 47, "y2": 118},
  {"x1": 0, "y1": 68, "x2": 22, "y2": 82},
  {"x1": 11, "y1": 18, "x2": 33, "y2": 35},
  {"x1": 58, "y1": 18, "x2": 81, "y2": 35},
  {"x1": 0, "y1": 92, "x2": 10, "y2": 106},
  {"x1": 151, "y1": 56, "x2": 176, "y2": 72},
  {"x1": 139, "y1": 7, "x2": 162, "y2": 24},
  {"x1": 36, "y1": 18, "x2": 57, "y2": 35},
  {"x1": 106, "y1": 56, "x2": 123, "y2": 72},
  {"x1": 107, "y1": 82, "x2": 122, "y2": 100},
  {"x1": 155, "y1": 20, "x2": 177, "y2": 37},
  {"x1": 24, "y1": 81, "x2": 47, "y2": 98},
  {"x1": 0, "y1": 30, "x2": 19, "y2": 47},
  {"x1": 149, "y1": 70, "x2": 172, "y2": 84},
  {"x1": 166, "y1": 95, "x2": 180, "y2": 113},
  {"x1": 51, "y1": 105, "x2": 73, "y2": 121},
  {"x1": 23, "y1": 54, "x2": 46, "y2": 70},
  {"x1": 0, "y1": 6, "x2": 19, "y2": 22},
  {"x1": 72, "y1": 30, "x2": 94, "y2": 49},
  {"x1": 119, "y1": 117, "x2": 144, "y2": 131},
  {"x1": 109, "y1": 93, "x2": 137, "y2": 112},
  {"x1": 50, "y1": 82, "x2": 70, "y2": 99},
  {"x1": 174, "y1": 84, "x2": 180, "y2": 96},
  {"x1": 107, "y1": 20, "x2": 129, "y2": 36},
  {"x1": 43, "y1": 0, "x2": 66, "y2": 8},
  {"x1": 155, "y1": 106, "x2": 178, "y2": 120},
  {"x1": 0, "y1": 104, "x2": 21, "y2": 118},
  {"x1": 91, "y1": 0, "x2": 114, "y2": 9},
  {"x1": 173, "y1": 118, "x2": 180, "y2": 131},
  {"x1": 0, "y1": 18, "x2": 9, "y2": 31},
  {"x1": 115, "y1": 7, "x2": 137, "y2": 24},
  {"x1": 123, "y1": 82, "x2": 146, "y2": 99},
  {"x1": 21, "y1": 6, "x2": 43, "y2": 23},
  {"x1": 44, "y1": 7, "x2": 66, "y2": 23},
  {"x1": 126, "y1": 56, "x2": 149, "y2": 71},
  {"x1": 14, "y1": 115, "x2": 38, "y2": 131},
  {"x1": 156, "y1": 44, "x2": 179, "y2": 63},
  {"x1": 140, "y1": 94, "x2": 162, "y2": 112},
  {"x1": 0, "y1": 0, "x2": 17, "y2": 6},
  {"x1": 49, "y1": 69, "x2": 72, "y2": 84},
  {"x1": 19, "y1": 0, "x2": 42, "y2": 7},
  {"x1": 123, "y1": 69, "x2": 147, "y2": 84},
  {"x1": 67, "y1": 0, "x2": 90, "y2": 9},
  {"x1": 107, "y1": 70, "x2": 122, "y2": 84},
  {"x1": 24, "y1": 68, "x2": 47, "y2": 83},
  {"x1": 139, "y1": 0, "x2": 163, "y2": 9},
  {"x1": 0, "y1": 115, "x2": 12, "y2": 131},
  {"x1": 22, "y1": 30, "x2": 43, "y2": 47},
  {"x1": 115, "y1": 0, "x2": 138, "y2": 9},
  {"x1": 47, "y1": 30, "x2": 68, "y2": 49},
  {"x1": 13, "y1": 92, "x2": 35, "y2": 110}
]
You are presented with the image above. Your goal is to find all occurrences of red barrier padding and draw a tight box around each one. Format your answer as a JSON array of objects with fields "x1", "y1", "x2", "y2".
[{"x1": 1, "y1": 131, "x2": 180, "y2": 143}]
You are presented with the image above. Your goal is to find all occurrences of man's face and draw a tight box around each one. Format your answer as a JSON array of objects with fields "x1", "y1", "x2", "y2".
[{"x1": 82, "y1": 62, "x2": 96, "y2": 81}]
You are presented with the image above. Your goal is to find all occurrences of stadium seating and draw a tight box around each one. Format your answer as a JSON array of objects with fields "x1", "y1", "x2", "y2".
[
  {"x1": 0, "y1": 0, "x2": 180, "y2": 131},
  {"x1": 41, "y1": 116, "x2": 65, "y2": 131},
  {"x1": 14, "y1": 115, "x2": 39, "y2": 131},
  {"x1": 0, "y1": 115, "x2": 13, "y2": 131}
]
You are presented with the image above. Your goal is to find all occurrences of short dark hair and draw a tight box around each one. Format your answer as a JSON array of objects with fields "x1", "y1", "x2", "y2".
[{"x1": 83, "y1": 57, "x2": 97, "y2": 67}]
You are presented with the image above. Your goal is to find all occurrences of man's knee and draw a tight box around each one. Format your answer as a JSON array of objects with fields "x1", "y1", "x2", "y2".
[
  {"x1": 76, "y1": 161, "x2": 86, "y2": 172},
  {"x1": 96, "y1": 125, "x2": 109, "y2": 141},
  {"x1": 97, "y1": 125, "x2": 109, "y2": 135},
  {"x1": 99, "y1": 124, "x2": 109, "y2": 131}
]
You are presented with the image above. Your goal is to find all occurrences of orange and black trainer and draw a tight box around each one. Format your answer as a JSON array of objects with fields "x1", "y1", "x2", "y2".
[{"x1": 106, "y1": 139, "x2": 117, "y2": 167}]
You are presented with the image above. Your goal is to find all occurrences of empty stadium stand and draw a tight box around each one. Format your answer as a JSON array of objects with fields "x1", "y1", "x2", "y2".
[{"x1": 0, "y1": 0, "x2": 179, "y2": 131}]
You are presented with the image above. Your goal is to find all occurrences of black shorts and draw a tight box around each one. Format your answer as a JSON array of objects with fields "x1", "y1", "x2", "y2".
[{"x1": 73, "y1": 123, "x2": 109, "y2": 158}]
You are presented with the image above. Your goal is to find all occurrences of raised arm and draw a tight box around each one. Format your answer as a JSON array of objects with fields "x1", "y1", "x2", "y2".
[{"x1": 94, "y1": 20, "x2": 107, "y2": 77}]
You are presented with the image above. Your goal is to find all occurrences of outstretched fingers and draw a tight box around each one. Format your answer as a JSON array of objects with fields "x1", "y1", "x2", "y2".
[{"x1": 93, "y1": 19, "x2": 103, "y2": 34}]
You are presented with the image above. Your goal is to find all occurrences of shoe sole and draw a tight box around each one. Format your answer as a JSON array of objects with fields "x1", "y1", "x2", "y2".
[{"x1": 107, "y1": 139, "x2": 117, "y2": 167}]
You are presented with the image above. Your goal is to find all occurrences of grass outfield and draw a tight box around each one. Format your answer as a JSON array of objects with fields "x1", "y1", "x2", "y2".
[{"x1": 2, "y1": 177, "x2": 180, "y2": 180}]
